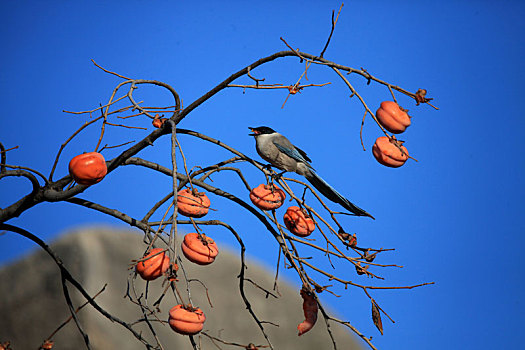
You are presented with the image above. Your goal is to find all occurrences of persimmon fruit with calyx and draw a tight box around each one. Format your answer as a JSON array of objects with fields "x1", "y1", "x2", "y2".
[
  {"x1": 168, "y1": 304, "x2": 206, "y2": 335},
  {"x1": 375, "y1": 101, "x2": 411, "y2": 134},
  {"x1": 283, "y1": 206, "x2": 315, "y2": 237},
  {"x1": 372, "y1": 136, "x2": 409, "y2": 168},
  {"x1": 135, "y1": 248, "x2": 174, "y2": 281},
  {"x1": 181, "y1": 232, "x2": 219, "y2": 265},
  {"x1": 249, "y1": 183, "x2": 286, "y2": 210},
  {"x1": 177, "y1": 188, "x2": 211, "y2": 218},
  {"x1": 68, "y1": 152, "x2": 107, "y2": 185}
]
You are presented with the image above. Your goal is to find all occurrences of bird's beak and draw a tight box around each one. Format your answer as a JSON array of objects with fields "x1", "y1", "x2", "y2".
[{"x1": 248, "y1": 127, "x2": 259, "y2": 136}]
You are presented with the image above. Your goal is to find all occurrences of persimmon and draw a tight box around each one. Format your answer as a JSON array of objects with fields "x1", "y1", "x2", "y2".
[
  {"x1": 40, "y1": 341, "x2": 53, "y2": 350},
  {"x1": 168, "y1": 304, "x2": 206, "y2": 335},
  {"x1": 135, "y1": 248, "x2": 174, "y2": 281},
  {"x1": 68, "y1": 152, "x2": 107, "y2": 185},
  {"x1": 372, "y1": 136, "x2": 409, "y2": 168},
  {"x1": 152, "y1": 117, "x2": 167, "y2": 128},
  {"x1": 177, "y1": 188, "x2": 211, "y2": 218},
  {"x1": 284, "y1": 206, "x2": 315, "y2": 237},
  {"x1": 375, "y1": 101, "x2": 411, "y2": 134},
  {"x1": 249, "y1": 183, "x2": 286, "y2": 210},
  {"x1": 288, "y1": 86, "x2": 300, "y2": 94},
  {"x1": 181, "y1": 232, "x2": 219, "y2": 265},
  {"x1": 297, "y1": 288, "x2": 318, "y2": 336}
]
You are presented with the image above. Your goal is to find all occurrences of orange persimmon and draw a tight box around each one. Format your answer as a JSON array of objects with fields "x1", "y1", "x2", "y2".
[
  {"x1": 249, "y1": 184, "x2": 286, "y2": 210},
  {"x1": 375, "y1": 101, "x2": 411, "y2": 134},
  {"x1": 177, "y1": 188, "x2": 211, "y2": 218},
  {"x1": 68, "y1": 152, "x2": 107, "y2": 185},
  {"x1": 372, "y1": 136, "x2": 409, "y2": 168},
  {"x1": 135, "y1": 248, "x2": 174, "y2": 281},
  {"x1": 283, "y1": 206, "x2": 315, "y2": 237},
  {"x1": 168, "y1": 304, "x2": 206, "y2": 335},
  {"x1": 152, "y1": 115, "x2": 168, "y2": 128},
  {"x1": 181, "y1": 232, "x2": 219, "y2": 265}
]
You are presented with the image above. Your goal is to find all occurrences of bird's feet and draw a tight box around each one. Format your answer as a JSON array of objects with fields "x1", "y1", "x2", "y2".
[
  {"x1": 271, "y1": 170, "x2": 287, "y2": 182},
  {"x1": 262, "y1": 163, "x2": 273, "y2": 171}
]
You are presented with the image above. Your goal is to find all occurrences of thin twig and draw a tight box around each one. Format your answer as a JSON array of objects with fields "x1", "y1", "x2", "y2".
[
  {"x1": 320, "y1": 3, "x2": 344, "y2": 58},
  {"x1": 91, "y1": 59, "x2": 132, "y2": 80},
  {"x1": 46, "y1": 284, "x2": 107, "y2": 341}
]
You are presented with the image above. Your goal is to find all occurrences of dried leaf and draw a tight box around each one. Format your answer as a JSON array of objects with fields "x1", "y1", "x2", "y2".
[
  {"x1": 40, "y1": 340, "x2": 54, "y2": 350},
  {"x1": 371, "y1": 299, "x2": 383, "y2": 335},
  {"x1": 297, "y1": 288, "x2": 318, "y2": 336},
  {"x1": 0, "y1": 342, "x2": 12, "y2": 350}
]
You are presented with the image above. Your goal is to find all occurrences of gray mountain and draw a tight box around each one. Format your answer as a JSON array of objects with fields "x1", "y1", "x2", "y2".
[{"x1": 0, "y1": 227, "x2": 363, "y2": 350}]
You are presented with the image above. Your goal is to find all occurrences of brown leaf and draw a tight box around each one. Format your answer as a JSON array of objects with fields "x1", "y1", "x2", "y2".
[
  {"x1": 414, "y1": 88, "x2": 433, "y2": 105},
  {"x1": 40, "y1": 340, "x2": 54, "y2": 350},
  {"x1": 0, "y1": 342, "x2": 12, "y2": 350},
  {"x1": 297, "y1": 288, "x2": 318, "y2": 335},
  {"x1": 371, "y1": 299, "x2": 383, "y2": 335}
]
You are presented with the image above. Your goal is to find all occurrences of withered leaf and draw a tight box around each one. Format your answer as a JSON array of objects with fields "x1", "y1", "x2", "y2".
[{"x1": 371, "y1": 299, "x2": 383, "y2": 335}]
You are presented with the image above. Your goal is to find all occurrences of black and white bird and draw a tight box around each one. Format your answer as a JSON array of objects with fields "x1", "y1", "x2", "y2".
[{"x1": 249, "y1": 126, "x2": 374, "y2": 219}]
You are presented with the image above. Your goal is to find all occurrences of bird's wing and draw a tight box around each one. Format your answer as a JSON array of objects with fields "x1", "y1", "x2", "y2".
[
  {"x1": 273, "y1": 140, "x2": 314, "y2": 169},
  {"x1": 294, "y1": 145, "x2": 312, "y2": 163}
]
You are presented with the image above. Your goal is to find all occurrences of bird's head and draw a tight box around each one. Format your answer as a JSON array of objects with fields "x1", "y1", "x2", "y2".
[{"x1": 248, "y1": 126, "x2": 276, "y2": 136}]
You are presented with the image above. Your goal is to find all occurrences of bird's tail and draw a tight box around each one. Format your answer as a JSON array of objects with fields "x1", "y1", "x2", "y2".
[{"x1": 305, "y1": 171, "x2": 374, "y2": 219}]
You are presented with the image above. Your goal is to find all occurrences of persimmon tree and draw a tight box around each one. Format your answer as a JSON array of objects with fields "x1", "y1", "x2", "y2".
[{"x1": 0, "y1": 5, "x2": 437, "y2": 350}]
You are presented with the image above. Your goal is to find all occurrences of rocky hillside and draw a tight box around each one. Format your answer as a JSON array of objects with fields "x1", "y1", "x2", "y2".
[{"x1": 0, "y1": 227, "x2": 362, "y2": 350}]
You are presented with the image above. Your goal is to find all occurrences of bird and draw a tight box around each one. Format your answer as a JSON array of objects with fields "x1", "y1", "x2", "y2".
[{"x1": 248, "y1": 126, "x2": 374, "y2": 219}]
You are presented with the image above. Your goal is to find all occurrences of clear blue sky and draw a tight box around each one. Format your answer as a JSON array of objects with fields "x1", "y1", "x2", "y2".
[{"x1": 1, "y1": 1, "x2": 524, "y2": 349}]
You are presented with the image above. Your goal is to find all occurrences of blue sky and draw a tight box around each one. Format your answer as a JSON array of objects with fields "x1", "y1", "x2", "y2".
[{"x1": 1, "y1": 1, "x2": 524, "y2": 349}]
